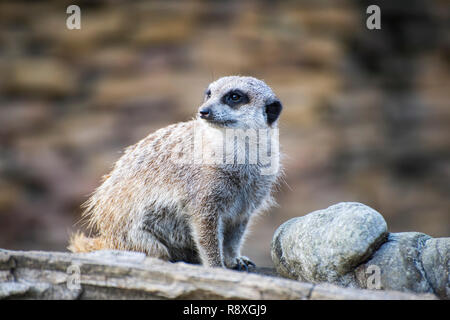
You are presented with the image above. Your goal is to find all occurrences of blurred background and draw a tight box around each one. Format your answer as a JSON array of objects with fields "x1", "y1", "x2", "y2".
[{"x1": 0, "y1": 0, "x2": 448, "y2": 266}]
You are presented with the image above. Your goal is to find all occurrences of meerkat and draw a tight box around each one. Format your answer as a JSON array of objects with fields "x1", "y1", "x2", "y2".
[{"x1": 69, "y1": 76, "x2": 283, "y2": 270}]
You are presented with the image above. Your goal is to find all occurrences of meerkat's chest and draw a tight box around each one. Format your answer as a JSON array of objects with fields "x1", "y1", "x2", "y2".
[{"x1": 219, "y1": 164, "x2": 277, "y2": 216}]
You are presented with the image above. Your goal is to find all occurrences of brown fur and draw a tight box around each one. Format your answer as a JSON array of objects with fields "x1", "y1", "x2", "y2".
[{"x1": 68, "y1": 232, "x2": 106, "y2": 253}]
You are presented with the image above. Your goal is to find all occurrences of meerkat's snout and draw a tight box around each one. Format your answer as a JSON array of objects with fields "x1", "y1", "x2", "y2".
[{"x1": 199, "y1": 106, "x2": 211, "y2": 119}]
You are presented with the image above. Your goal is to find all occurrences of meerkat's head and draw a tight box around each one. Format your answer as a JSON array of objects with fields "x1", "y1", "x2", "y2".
[{"x1": 197, "y1": 76, "x2": 282, "y2": 129}]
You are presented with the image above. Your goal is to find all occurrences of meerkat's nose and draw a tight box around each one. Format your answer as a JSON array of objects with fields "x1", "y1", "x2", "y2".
[{"x1": 199, "y1": 107, "x2": 211, "y2": 119}]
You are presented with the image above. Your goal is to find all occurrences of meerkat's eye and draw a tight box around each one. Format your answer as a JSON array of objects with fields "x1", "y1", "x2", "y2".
[
  {"x1": 230, "y1": 93, "x2": 241, "y2": 101},
  {"x1": 222, "y1": 90, "x2": 248, "y2": 107}
]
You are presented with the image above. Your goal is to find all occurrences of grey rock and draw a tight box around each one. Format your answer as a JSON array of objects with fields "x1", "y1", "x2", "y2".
[
  {"x1": 271, "y1": 202, "x2": 388, "y2": 287},
  {"x1": 309, "y1": 282, "x2": 435, "y2": 300},
  {"x1": 0, "y1": 282, "x2": 31, "y2": 299},
  {"x1": 355, "y1": 232, "x2": 434, "y2": 295},
  {"x1": 80, "y1": 249, "x2": 147, "y2": 264},
  {"x1": 420, "y1": 238, "x2": 449, "y2": 299},
  {"x1": 0, "y1": 248, "x2": 435, "y2": 300}
]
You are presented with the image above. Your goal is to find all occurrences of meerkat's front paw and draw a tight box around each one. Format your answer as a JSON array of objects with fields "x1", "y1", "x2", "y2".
[{"x1": 227, "y1": 256, "x2": 256, "y2": 272}]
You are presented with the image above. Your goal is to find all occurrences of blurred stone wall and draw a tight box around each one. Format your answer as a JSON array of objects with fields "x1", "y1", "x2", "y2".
[{"x1": 0, "y1": 0, "x2": 448, "y2": 266}]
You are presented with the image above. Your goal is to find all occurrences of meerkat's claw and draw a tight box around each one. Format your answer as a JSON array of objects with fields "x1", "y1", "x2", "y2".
[{"x1": 232, "y1": 256, "x2": 255, "y2": 272}]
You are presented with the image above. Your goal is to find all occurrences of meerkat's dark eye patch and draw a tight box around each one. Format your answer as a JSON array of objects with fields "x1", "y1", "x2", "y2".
[
  {"x1": 205, "y1": 89, "x2": 211, "y2": 100},
  {"x1": 222, "y1": 90, "x2": 249, "y2": 107},
  {"x1": 265, "y1": 100, "x2": 282, "y2": 126}
]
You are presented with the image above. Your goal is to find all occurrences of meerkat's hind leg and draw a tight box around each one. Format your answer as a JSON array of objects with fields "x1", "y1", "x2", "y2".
[{"x1": 129, "y1": 230, "x2": 172, "y2": 261}]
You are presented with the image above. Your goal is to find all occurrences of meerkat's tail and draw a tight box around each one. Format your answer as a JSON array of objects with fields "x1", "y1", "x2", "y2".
[{"x1": 68, "y1": 232, "x2": 106, "y2": 253}]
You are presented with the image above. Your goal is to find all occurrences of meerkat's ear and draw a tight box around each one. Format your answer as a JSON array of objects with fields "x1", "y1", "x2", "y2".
[{"x1": 265, "y1": 100, "x2": 282, "y2": 126}]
